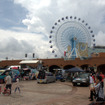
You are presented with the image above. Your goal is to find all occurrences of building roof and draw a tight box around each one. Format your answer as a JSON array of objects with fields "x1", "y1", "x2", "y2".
[
  {"x1": 88, "y1": 47, "x2": 105, "y2": 56},
  {"x1": 94, "y1": 46, "x2": 105, "y2": 49},
  {"x1": 19, "y1": 60, "x2": 39, "y2": 64}
]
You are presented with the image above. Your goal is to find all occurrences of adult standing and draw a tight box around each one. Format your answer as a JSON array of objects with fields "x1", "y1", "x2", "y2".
[
  {"x1": 91, "y1": 76, "x2": 104, "y2": 102},
  {"x1": 5, "y1": 72, "x2": 12, "y2": 94},
  {"x1": 89, "y1": 73, "x2": 95, "y2": 101},
  {"x1": 100, "y1": 72, "x2": 104, "y2": 88}
]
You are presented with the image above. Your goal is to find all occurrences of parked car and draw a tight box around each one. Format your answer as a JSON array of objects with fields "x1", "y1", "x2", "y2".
[
  {"x1": 72, "y1": 73, "x2": 90, "y2": 86},
  {"x1": 0, "y1": 70, "x2": 6, "y2": 75},
  {"x1": 0, "y1": 69, "x2": 20, "y2": 83},
  {"x1": 37, "y1": 71, "x2": 56, "y2": 84},
  {"x1": 7, "y1": 65, "x2": 21, "y2": 70},
  {"x1": 56, "y1": 74, "x2": 66, "y2": 82}
]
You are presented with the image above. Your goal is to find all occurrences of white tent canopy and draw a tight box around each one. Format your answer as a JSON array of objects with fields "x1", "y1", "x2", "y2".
[{"x1": 19, "y1": 60, "x2": 39, "y2": 64}]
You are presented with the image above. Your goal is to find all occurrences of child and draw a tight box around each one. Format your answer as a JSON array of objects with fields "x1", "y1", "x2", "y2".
[{"x1": 14, "y1": 77, "x2": 20, "y2": 93}]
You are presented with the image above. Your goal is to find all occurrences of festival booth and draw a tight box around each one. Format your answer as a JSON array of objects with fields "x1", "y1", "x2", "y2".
[
  {"x1": 19, "y1": 60, "x2": 39, "y2": 69},
  {"x1": 19, "y1": 60, "x2": 39, "y2": 80},
  {"x1": 22, "y1": 68, "x2": 38, "y2": 80}
]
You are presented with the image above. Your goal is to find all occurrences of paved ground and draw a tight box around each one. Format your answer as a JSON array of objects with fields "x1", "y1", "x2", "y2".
[{"x1": 0, "y1": 80, "x2": 104, "y2": 105}]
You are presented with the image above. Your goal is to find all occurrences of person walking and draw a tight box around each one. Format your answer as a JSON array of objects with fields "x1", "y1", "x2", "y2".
[
  {"x1": 14, "y1": 77, "x2": 21, "y2": 93},
  {"x1": 89, "y1": 73, "x2": 95, "y2": 101},
  {"x1": 5, "y1": 72, "x2": 12, "y2": 94}
]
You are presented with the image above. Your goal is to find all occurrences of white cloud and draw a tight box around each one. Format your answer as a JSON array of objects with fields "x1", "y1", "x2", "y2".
[
  {"x1": 22, "y1": 17, "x2": 46, "y2": 33},
  {"x1": 1, "y1": 0, "x2": 104, "y2": 60},
  {"x1": 13, "y1": 0, "x2": 105, "y2": 34},
  {"x1": 95, "y1": 31, "x2": 105, "y2": 46},
  {"x1": 0, "y1": 29, "x2": 53, "y2": 60},
  {"x1": 97, "y1": 0, "x2": 105, "y2": 5},
  {"x1": 14, "y1": 0, "x2": 51, "y2": 11}
]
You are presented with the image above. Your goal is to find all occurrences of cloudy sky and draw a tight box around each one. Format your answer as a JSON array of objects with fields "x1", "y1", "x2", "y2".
[{"x1": 0, "y1": 0, "x2": 105, "y2": 60}]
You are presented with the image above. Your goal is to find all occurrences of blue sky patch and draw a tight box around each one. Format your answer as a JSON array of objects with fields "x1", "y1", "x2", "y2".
[{"x1": 0, "y1": 0, "x2": 28, "y2": 30}]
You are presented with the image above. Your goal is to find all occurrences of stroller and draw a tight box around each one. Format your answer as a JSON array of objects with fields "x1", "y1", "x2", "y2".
[{"x1": 2, "y1": 87, "x2": 10, "y2": 95}]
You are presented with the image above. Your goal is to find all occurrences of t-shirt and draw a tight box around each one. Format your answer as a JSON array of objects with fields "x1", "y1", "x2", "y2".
[
  {"x1": 90, "y1": 76, "x2": 94, "y2": 84},
  {"x1": 95, "y1": 82, "x2": 104, "y2": 99},
  {"x1": 16, "y1": 78, "x2": 19, "y2": 83},
  {"x1": 92, "y1": 76, "x2": 95, "y2": 83},
  {"x1": 100, "y1": 74, "x2": 104, "y2": 82},
  {"x1": 15, "y1": 78, "x2": 20, "y2": 87},
  {"x1": 5, "y1": 75, "x2": 12, "y2": 85}
]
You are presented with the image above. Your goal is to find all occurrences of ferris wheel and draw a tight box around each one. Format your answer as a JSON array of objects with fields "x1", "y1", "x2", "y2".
[{"x1": 49, "y1": 16, "x2": 95, "y2": 59}]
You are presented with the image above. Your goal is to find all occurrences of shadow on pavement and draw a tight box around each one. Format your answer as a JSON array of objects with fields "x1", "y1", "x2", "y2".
[{"x1": 89, "y1": 101, "x2": 105, "y2": 105}]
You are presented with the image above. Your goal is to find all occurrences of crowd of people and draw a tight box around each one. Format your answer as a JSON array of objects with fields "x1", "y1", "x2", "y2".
[
  {"x1": 0, "y1": 67, "x2": 105, "y2": 104},
  {"x1": 89, "y1": 71, "x2": 105, "y2": 103}
]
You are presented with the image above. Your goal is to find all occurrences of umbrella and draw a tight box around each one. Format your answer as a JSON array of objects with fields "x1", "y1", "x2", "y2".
[
  {"x1": 66, "y1": 67, "x2": 84, "y2": 72},
  {"x1": 23, "y1": 68, "x2": 29, "y2": 70}
]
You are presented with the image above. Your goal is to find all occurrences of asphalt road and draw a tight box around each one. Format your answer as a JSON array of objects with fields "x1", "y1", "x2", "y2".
[{"x1": 0, "y1": 80, "x2": 104, "y2": 105}]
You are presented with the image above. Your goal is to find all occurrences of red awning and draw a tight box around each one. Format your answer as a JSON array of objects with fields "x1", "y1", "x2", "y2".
[{"x1": 12, "y1": 67, "x2": 18, "y2": 69}]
